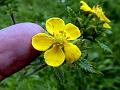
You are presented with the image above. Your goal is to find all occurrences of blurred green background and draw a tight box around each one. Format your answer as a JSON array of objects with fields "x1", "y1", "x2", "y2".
[{"x1": 0, "y1": 0, "x2": 120, "y2": 90}]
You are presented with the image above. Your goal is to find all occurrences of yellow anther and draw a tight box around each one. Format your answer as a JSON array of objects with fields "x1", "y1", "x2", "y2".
[{"x1": 57, "y1": 43, "x2": 60, "y2": 46}]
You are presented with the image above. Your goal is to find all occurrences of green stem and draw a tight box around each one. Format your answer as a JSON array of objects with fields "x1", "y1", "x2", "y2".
[{"x1": 10, "y1": 13, "x2": 16, "y2": 24}]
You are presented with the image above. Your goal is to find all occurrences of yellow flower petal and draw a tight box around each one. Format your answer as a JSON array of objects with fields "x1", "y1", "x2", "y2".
[
  {"x1": 64, "y1": 43, "x2": 81, "y2": 63},
  {"x1": 80, "y1": 1, "x2": 93, "y2": 12},
  {"x1": 44, "y1": 45, "x2": 65, "y2": 67},
  {"x1": 46, "y1": 18, "x2": 65, "y2": 35},
  {"x1": 32, "y1": 33, "x2": 53, "y2": 51},
  {"x1": 103, "y1": 23, "x2": 111, "y2": 29},
  {"x1": 101, "y1": 14, "x2": 111, "y2": 23},
  {"x1": 92, "y1": 6, "x2": 111, "y2": 23},
  {"x1": 64, "y1": 23, "x2": 81, "y2": 40}
]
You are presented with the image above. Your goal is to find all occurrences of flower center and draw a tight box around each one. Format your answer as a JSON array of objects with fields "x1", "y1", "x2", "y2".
[{"x1": 53, "y1": 31, "x2": 66, "y2": 46}]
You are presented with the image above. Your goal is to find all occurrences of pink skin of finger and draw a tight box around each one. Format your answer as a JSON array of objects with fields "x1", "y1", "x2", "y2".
[{"x1": 0, "y1": 23, "x2": 44, "y2": 81}]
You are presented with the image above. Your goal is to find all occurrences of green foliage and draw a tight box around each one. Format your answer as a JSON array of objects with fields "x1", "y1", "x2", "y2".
[
  {"x1": 0, "y1": 0, "x2": 120, "y2": 90},
  {"x1": 0, "y1": 0, "x2": 20, "y2": 14},
  {"x1": 77, "y1": 59, "x2": 96, "y2": 73},
  {"x1": 97, "y1": 41, "x2": 112, "y2": 53}
]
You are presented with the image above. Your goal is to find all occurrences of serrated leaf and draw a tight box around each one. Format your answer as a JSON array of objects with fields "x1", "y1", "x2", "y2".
[
  {"x1": 97, "y1": 41, "x2": 112, "y2": 53},
  {"x1": 78, "y1": 59, "x2": 96, "y2": 73},
  {"x1": 67, "y1": 6, "x2": 77, "y2": 17}
]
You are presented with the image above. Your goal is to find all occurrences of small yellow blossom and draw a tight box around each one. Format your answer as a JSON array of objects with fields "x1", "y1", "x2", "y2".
[
  {"x1": 103, "y1": 22, "x2": 111, "y2": 29},
  {"x1": 92, "y1": 5, "x2": 111, "y2": 23},
  {"x1": 80, "y1": 1, "x2": 93, "y2": 12},
  {"x1": 80, "y1": 1, "x2": 111, "y2": 23},
  {"x1": 32, "y1": 18, "x2": 81, "y2": 67}
]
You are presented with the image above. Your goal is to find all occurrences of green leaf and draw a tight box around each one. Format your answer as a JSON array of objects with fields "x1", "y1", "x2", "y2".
[
  {"x1": 78, "y1": 59, "x2": 96, "y2": 73},
  {"x1": 67, "y1": 6, "x2": 77, "y2": 18},
  {"x1": 97, "y1": 41, "x2": 112, "y2": 53}
]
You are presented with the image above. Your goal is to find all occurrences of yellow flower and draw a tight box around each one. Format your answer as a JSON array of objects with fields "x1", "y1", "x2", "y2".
[
  {"x1": 92, "y1": 5, "x2": 111, "y2": 23},
  {"x1": 32, "y1": 18, "x2": 81, "y2": 67},
  {"x1": 80, "y1": 1, "x2": 94, "y2": 12},
  {"x1": 103, "y1": 22, "x2": 111, "y2": 29},
  {"x1": 79, "y1": 1, "x2": 111, "y2": 23}
]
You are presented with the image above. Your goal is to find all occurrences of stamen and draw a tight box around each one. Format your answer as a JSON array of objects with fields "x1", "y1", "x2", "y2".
[
  {"x1": 57, "y1": 43, "x2": 60, "y2": 46},
  {"x1": 53, "y1": 30, "x2": 67, "y2": 47},
  {"x1": 49, "y1": 41, "x2": 53, "y2": 43}
]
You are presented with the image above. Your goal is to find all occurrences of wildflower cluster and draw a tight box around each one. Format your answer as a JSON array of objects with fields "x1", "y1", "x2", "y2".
[
  {"x1": 32, "y1": 0, "x2": 112, "y2": 68},
  {"x1": 80, "y1": 1, "x2": 111, "y2": 29}
]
